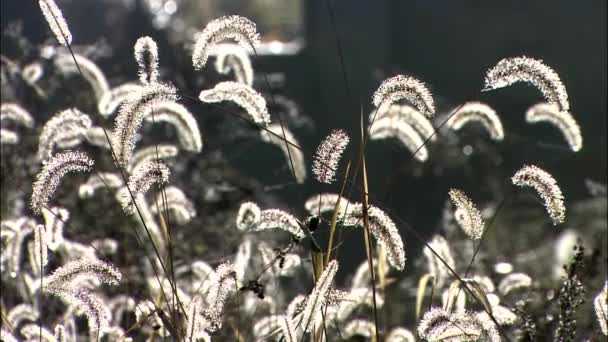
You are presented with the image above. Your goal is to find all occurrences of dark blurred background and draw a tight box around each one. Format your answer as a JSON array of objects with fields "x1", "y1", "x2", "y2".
[{"x1": 2, "y1": 0, "x2": 606, "y2": 272}]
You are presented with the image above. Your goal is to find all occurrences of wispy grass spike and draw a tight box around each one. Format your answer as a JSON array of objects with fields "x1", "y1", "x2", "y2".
[
  {"x1": 304, "y1": 193, "x2": 351, "y2": 216},
  {"x1": 300, "y1": 259, "x2": 339, "y2": 332},
  {"x1": 134, "y1": 36, "x2": 159, "y2": 85},
  {"x1": 143, "y1": 101, "x2": 203, "y2": 152},
  {"x1": 43, "y1": 258, "x2": 121, "y2": 290},
  {"x1": 20, "y1": 324, "x2": 55, "y2": 342},
  {"x1": 38, "y1": 108, "x2": 92, "y2": 161},
  {"x1": 498, "y1": 272, "x2": 532, "y2": 295},
  {"x1": 31, "y1": 150, "x2": 94, "y2": 214},
  {"x1": 97, "y1": 83, "x2": 142, "y2": 117},
  {"x1": 192, "y1": 15, "x2": 260, "y2": 70},
  {"x1": 369, "y1": 117, "x2": 428, "y2": 162},
  {"x1": 127, "y1": 144, "x2": 178, "y2": 174},
  {"x1": 7, "y1": 304, "x2": 39, "y2": 328},
  {"x1": 254, "y1": 208, "x2": 304, "y2": 239},
  {"x1": 312, "y1": 129, "x2": 350, "y2": 184},
  {"x1": 344, "y1": 204, "x2": 406, "y2": 270},
  {"x1": 120, "y1": 160, "x2": 170, "y2": 214},
  {"x1": 113, "y1": 82, "x2": 178, "y2": 167},
  {"x1": 39, "y1": 0, "x2": 72, "y2": 46},
  {"x1": 261, "y1": 123, "x2": 306, "y2": 183},
  {"x1": 594, "y1": 280, "x2": 608, "y2": 336},
  {"x1": 1, "y1": 103, "x2": 34, "y2": 128},
  {"x1": 343, "y1": 319, "x2": 375, "y2": 339},
  {"x1": 0, "y1": 129, "x2": 19, "y2": 144},
  {"x1": 79, "y1": 172, "x2": 123, "y2": 199},
  {"x1": 448, "y1": 189, "x2": 485, "y2": 240},
  {"x1": 55, "y1": 53, "x2": 110, "y2": 101},
  {"x1": 213, "y1": 43, "x2": 254, "y2": 86},
  {"x1": 279, "y1": 315, "x2": 297, "y2": 342},
  {"x1": 372, "y1": 75, "x2": 435, "y2": 117},
  {"x1": 236, "y1": 201, "x2": 261, "y2": 231},
  {"x1": 33, "y1": 224, "x2": 48, "y2": 269},
  {"x1": 423, "y1": 235, "x2": 455, "y2": 289},
  {"x1": 198, "y1": 81, "x2": 270, "y2": 127},
  {"x1": 386, "y1": 327, "x2": 415, "y2": 342},
  {"x1": 483, "y1": 56, "x2": 569, "y2": 112},
  {"x1": 446, "y1": 102, "x2": 504, "y2": 141},
  {"x1": 512, "y1": 164, "x2": 565, "y2": 225},
  {"x1": 526, "y1": 102, "x2": 582, "y2": 152},
  {"x1": 150, "y1": 186, "x2": 196, "y2": 224}
]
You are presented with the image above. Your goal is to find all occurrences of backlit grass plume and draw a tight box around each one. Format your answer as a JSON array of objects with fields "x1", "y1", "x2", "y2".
[
  {"x1": 134, "y1": 36, "x2": 159, "y2": 85},
  {"x1": 1, "y1": 103, "x2": 34, "y2": 128},
  {"x1": 236, "y1": 201, "x2": 261, "y2": 231},
  {"x1": 372, "y1": 75, "x2": 435, "y2": 117},
  {"x1": 143, "y1": 101, "x2": 203, "y2": 153},
  {"x1": 192, "y1": 15, "x2": 260, "y2": 70},
  {"x1": 423, "y1": 235, "x2": 455, "y2": 289},
  {"x1": 304, "y1": 193, "x2": 352, "y2": 216},
  {"x1": 526, "y1": 102, "x2": 582, "y2": 152},
  {"x1": 299, "y1": 259, "x2": 339, "y2": 332},
  {"x1": 38, "y1": 0, "x2": 72, "y2": 46},
  {"x1": 30, "y1": 150, "x2": 94, "y2": 214},
  {"x1": 483, "y1": 56, "x2": 570, "y2": 112},
  {"x1": 448, "y1": 188, "x2": 485, "y2": 240},
  {"x1": 344, "y1": 204, "x2": 406, "y2": 270},
  {"x1": 97, "y1": 83, "x2": 142, "y2": 117},
  {"x1": 198, "y1": 81, "x2": 270, "y2": 127},
  {"x1": 594, "y1": 280, "x2": 608, "y2": 336},
  {"x1": 79, "y1": 173, "x2": 124, "y2": 199},
  {"x1": 213, "y1": 43, "x2": 254, "y2": 86},
  {"x1": 119, "y1": 160, "x2": 170, "y2": 214},
  {"x1": 512, "y1": 164, "x2": 565, "y2": 225},
  {"x1": 55, "y1": 53, "x2": 110, "y2": 101},
  {"x1": 260, "y1": 123, "x2": 306, "y2": 183},
  {"x1": 446, "y1": 102, "x2": 505, "y2": 141},
  {"x1": 127, "y1": 144, "x2": 178, "y2": 174},
  {"x1": 369, "y1": 116, "x2": 428, "y2": 162},
  {"x1": 370, "y1": 104, "x2": 436, "y2": 142},
  {"x1": 312, "y1": 129, "x2": 350, "y2": 184},
  {"x1": 38, "y1": 108, "x2": 92, "y2": 161},
  {"x1": 112, "y1": 82, "x2": 178, "y2": 167}
]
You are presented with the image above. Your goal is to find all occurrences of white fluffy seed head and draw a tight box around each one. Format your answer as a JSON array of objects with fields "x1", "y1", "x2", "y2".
[
  {"x1": 369, "y1": 116, "x2": 428, "y2": 162},
  {"x1": 512, "y1": 164, "x2": 565, "y2": 225},
  {"x1": 447, "y1": 102, "x2": 504, "y2": 141},
  {"x1": 312, "y1": 129, "x2": 350, "y2": 184},
  {"x1": 1, "y1": 103, "x2": 34, "y2": 128},
  {"x1": 198, "y1": 81, "x2": 270, "y2": 127},
  {"x1": 134, "y1": 36, "x2": 159, "y2": 85},
  {"x1": 372, "y1": 75, "x2": 435, "y2": 117},
  {"x1": 112, "y1": 82, "x2": 178, "y2": 167},
  {"x1": 260, "y1": 123, "x2": 306, "y2": 183},
  {"x1": 483, "y1": 56, "x2": 569, "y2": 112},
  {"x1": 143, "y1": 101, "x2": 203, "y2": 153},
  {"x1": 31, "y1": 150, "x2": 94, "y2": 214},
  {"x1": 498, "y1": 272, "x2": 532, "y2": 295},
  {"x1": 236, "y1": 201, "x2": 261, "y2": 230},
  {"x1": 213, "y1": 43, "x2": 254, "y2": 86},
  {"x1": 33, "y1": 224, "x2": 48, "y2": 269},
  {"x1": 192, "y1": 15, "x2": 260, "y2": 70},
  {"x1": 423, "y1": 235, "x2": 455, "y2": 289},
  {"x1": 97, "y1": 83, "x2": 143, "y2": 117},
  {"x1": 39, "y1": 0, "x2": 72, "y2": 46},
  {"x1": 304, "y1": 193, "x2": 351, "y2": 216},
  {"x1": 448, "y1": 189, "x2": 485, "y2": 240},
  {"x1": 300, "y1": 260, "x2": 339, "y2": 332},
  {"x1": 526, "y1": 102, "x2": 582, "y2": 152},
  {"x1": 254, "y1": 209, "x2": 304, "y2": 239},
  {"x1": 594, "y1": 280, "x2": 608, "y2": 336},
  {"x1": 120, "y1": 161, "x2": 170, "y2": 214},
  {"x1": 38, "y1": 108, "x2": 92, "y2": 161}
]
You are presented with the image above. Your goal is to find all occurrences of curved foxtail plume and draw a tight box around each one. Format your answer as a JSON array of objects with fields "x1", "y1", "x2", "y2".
[
  {"x1": 98, "y1": 83, "x2": 142, "y2": 117},
  {"x1": 387, "y1": 327, "x2": 415, "y2": 342},
  {"x1": 149, "y1": 186, "x2": 196, "y2": 224},
  {"x1": 6, "y1": 304, "x2": 39, "y2": 328},
  {"x1": 446, "y1": 102, "x2": 505, "y2": 141},
  {"x1": 134, "y1": 36, "x2": 159, "y2": 85},
  {"x1": 55, "y1": 53, "x2": 110, "y2": 101},
  {"x1": 43, "y1": 259, "x2": 121, "y2": 337},
  {"x1": 344, "y1": 204, "x2": 406, "y2": 270},
  {"x1": 512, "y1": 165, "x2": 565, "y2": 225},
  {"x1": 448, "y1": 189, "x2": 485, "y2": 240},
  {"x1": 254, "y1": 208, "x2": 305, "y2": 239},
  {"x1": 483, "y1": 56, "x2": 570, "y2": 112},
  {"x1": 343, "y1": 319, "x2": 376, "y2": 339},
  {"x1": 526, "y1": 102, "x2": 582, "y2": 152},
  {"x1": 198, "y1": 81, "x2": 270, "y2": 127},
  {"x1": 31, "y1": 150, "x2": 94, "y2": 214},
  {"x1": 300, "y1": 260, "x2": 339, "y2": 332},
  {"x1": 312, "y1": 129, "x2": 350, "y2": 184},
  {"x1": 192, "y1": 15, "x2": 260, "y2": 70},
  {"x1": 304, "y1": 193, "x2": 352, "y2": 216},
  {"x1": 38, "y1": 108, "x2": 92, "y2": 161},
  {"x1": 19, "y1": 324, "x2": 55, "y2": 341},
  {"x1": 1, "y1": 103, "x2": 34, "y2": 128},
  {"x1": 498, "y1": 272, "x2": 532, "y2": 295},
  {"x1": 38, "y1": 0, "x2": 72, "y2": 46},
  {"x1": 369, "y1": 116, "x2": 428, "y2": 162},
  {"x1": 202, "y1": 261, "x2": 238, "y2": 332},
  {"x1": 385, "y1": 104, "x2": 436, "y2": 142},
  {"x1": 112, "y1": 82, "x2": 177, "y2": 167},
  {"x1": 236, "y1": 201, "x2": 261, "y2": 231},
  {"x1": 213, "y1": 43, "x2": 254, "y2": 86},
  {"x1": 143, "y1": 101, "x2": 203, "y2": 153},
  {"x1": 594, "y1": 280, "x2": 608, "y2": 336},
  {"x1": 279, "y1": 315, "x2": 297, "y2": 342},
  {"x1": 423, "y1": 235, "x2": 455, "y2": 289},
  {"x1": 372, "y1": 75, "x2": 435, "y2": 117},
  {"x1": 79, "y1": 172, "x2": 124, "y2": 199},
  {"x1": 33, "y1": 224, "x2": 48, "y2": 269},
  {"x1": 127, "y1": 144, "x2": 178, "y2": 174},
  {"x1": 260, "y1": 123, "x2": 306, "y2": 183},
  {"x1": 119, "y1": 160, "x2": 170, "y2": 214}
]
